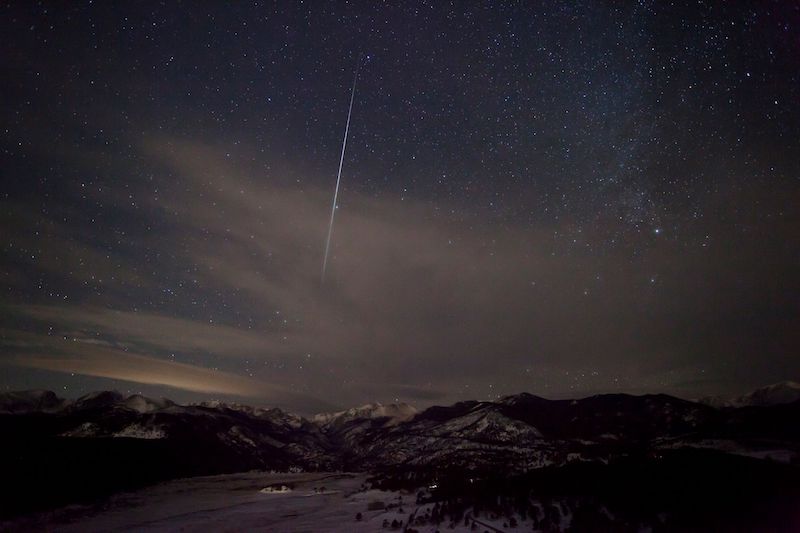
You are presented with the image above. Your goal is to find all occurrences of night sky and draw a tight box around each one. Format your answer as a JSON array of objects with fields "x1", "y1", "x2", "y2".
[{"x1": 2, "y1": 1, "x2": 798, "y2": 412}]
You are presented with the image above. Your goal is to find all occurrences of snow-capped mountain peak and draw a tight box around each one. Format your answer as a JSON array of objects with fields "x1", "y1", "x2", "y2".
[
  {"x1": 193, "y1": 401, "x2": 306, "y2": 428},
  {"x1": 736, "y1": 381, "x2": 800, "y2": 407},
  {"x1": 0, "y1": 389, "x2": 66, "y2": 414},
  {"x1": 701, "y1": 381, "x2": 800, "y2": 408},
  {"x1": 123, "y1": 394, "x2": 175, "y2": 413},
  {"x1": 312, "y1": 402, "x2": 418, "y2": 427},
  {"x1": 70, "y1": 390, "x2": 126, "y2": 411}
]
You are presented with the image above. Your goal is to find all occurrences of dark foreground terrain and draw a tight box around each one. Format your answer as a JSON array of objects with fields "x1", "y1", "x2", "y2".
[
  {"x1": 1, "y1": 387, "x2": 799, "y2": 530},
  {"x1": 370, "y1": 449, "x2": 800, "y2": 532}
]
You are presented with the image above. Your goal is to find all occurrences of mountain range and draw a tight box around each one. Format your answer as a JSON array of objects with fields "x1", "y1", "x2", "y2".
[
  {"x1": 699, "y1": 380, "x2": 800, "y2": 408},
  {"x1": 1, "y1": 383, "x2": 799, "y2": 519}
]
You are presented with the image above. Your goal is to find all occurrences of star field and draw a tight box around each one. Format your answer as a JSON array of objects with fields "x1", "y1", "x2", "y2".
[{"x1": 1, "y1": 1, "x2": 798, "y2": 411}]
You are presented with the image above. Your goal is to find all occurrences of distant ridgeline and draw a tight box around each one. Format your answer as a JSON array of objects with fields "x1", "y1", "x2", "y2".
[{"x1": 1, "y1": 384, "x2": 799, "y2": 529}]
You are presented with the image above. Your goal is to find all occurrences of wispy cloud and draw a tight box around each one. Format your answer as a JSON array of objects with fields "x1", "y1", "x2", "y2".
[
  {"x1": 16, "y1": 305, "x2": 283, "y2": 358},
  {"x1": 1, "y1": 135, "x2": 795, "y2": 407},
  {"x1": 10, "y1": 346, "x2": 263, "y2": 397}
]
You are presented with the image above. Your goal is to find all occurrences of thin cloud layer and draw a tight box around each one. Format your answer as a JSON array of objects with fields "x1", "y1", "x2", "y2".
[
  {"x1": 16, "y1": 305, "x2": 285, "y2": 358},
  {"x1": 11, "y1": 347, "x2": 263, "y2": 397},
  {"x1": 1, "y1": 136, "x2": 796, "y2": 408}
]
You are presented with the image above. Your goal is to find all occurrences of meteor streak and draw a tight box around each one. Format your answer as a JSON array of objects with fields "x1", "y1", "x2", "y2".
[{"x1": 321, "y1": 58, "x2": 361, "y2": 283}]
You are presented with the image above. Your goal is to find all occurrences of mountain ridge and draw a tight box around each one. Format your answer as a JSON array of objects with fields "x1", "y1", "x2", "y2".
[
  {"x1": 1, "y1": 385, "x2": 798, "y2": 519},
  {"x1": 700, "y1": 380, "x2": 800, "y2": 408}
]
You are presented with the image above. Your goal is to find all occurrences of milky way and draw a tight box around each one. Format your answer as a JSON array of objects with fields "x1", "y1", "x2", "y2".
[{"x1": 1, "y1": 2, "x2": 797, "y2": 412}]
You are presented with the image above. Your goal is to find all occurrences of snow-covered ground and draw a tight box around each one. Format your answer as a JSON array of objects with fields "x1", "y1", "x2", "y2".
[{"x1": 5, "y1": 472, "x2": 540, "y2": 532}]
